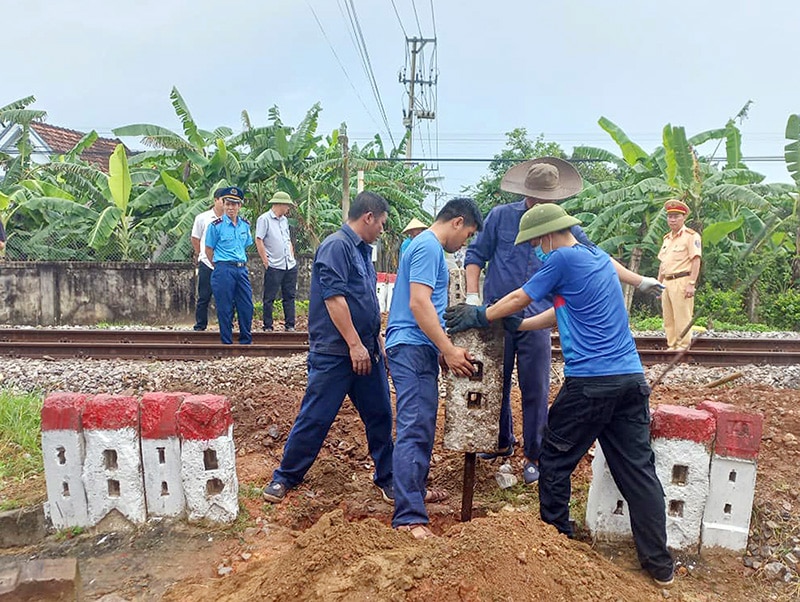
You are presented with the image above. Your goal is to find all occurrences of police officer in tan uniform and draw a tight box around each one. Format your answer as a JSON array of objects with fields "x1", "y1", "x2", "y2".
[{"x1": 657, "y1": 200, "x2": 702, "y2": 349}]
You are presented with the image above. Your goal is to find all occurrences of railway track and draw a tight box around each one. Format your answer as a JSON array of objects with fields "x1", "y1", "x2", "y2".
[{"x1": 0, "y1": 328, "x2": 798, "y2": 365}]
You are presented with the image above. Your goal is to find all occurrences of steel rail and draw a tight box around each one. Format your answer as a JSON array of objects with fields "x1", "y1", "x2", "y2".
[{"x1": 0, "y1": 329, "x2": 798, "y2": 365}]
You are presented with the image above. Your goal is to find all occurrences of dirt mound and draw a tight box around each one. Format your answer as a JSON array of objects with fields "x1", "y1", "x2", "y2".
[{"x1": 164, "y1": 508, "x2": 665, "y2": 602}]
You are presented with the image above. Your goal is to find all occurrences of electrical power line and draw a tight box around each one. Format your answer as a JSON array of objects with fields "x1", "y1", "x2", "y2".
[
  {"x1": 343, "y1": 0, "x2": 397, "y2": 147},
  {"x1": 410, "y1": 0, "x2": 424, "y2": 37},
  {"x1": 389, "y1": 0, "x2": 408, "y2": 37},
  {"x1": 306, "y1": 1, "x2": 383, "y2": 132}
]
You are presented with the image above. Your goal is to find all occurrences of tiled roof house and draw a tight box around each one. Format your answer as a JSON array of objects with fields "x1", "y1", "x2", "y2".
[{"x1": 0, "y1": 121, "x2": 128, "y2": 173}]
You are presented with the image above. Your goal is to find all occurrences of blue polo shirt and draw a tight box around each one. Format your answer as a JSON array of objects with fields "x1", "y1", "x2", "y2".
[
  {"x1": 205, "y1": 214, "x2": 253, "y2": 262},
  {"x1": 521, "y1": 244, "x2": 642, "y2": 377},
  {"x1": 464, "y1": 200, "x2": 591, "y2": 316},
  {"x1": 385, "y1": 230, "x2": 449, "y2": 351},
  {"x1": 308, "y1": 224, "x2": 381, "y2": 357}
]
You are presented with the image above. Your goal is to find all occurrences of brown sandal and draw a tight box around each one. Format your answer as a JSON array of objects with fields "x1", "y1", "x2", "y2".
[
  {"x1": 396, "y1": 524, "x2": 435, "y2": 540},
  {"x1": 424, "y1": 488, "x2": 449, "y2": 504}
]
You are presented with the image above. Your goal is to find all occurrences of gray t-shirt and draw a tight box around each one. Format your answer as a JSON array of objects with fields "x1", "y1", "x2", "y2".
[{"x1": 255, "y1": 210, "x2": 296, "y2": 270}]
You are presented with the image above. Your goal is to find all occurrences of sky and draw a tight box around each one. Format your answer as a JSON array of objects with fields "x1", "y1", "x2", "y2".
[{"x1": 6, "y1": 0, "x2": 800, "y2": 211}]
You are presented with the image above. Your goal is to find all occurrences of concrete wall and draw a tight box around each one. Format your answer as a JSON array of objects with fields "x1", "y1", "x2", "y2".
[{"x1": 0, "y1": 257, "x2": 313, "y2": 326}]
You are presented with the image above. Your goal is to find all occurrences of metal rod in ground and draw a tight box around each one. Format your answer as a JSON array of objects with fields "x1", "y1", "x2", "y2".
[{"x1": 461, "y1": 452, "x2": 477, "y2": 522}]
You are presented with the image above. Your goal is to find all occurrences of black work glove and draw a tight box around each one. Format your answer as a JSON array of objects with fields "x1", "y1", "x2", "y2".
[
  {"x1": 444, "y1": 303, "x2": 489, "y2": 333},
  {"x1": 502, "y1": 316, "x2": 523, "y2": 333}
]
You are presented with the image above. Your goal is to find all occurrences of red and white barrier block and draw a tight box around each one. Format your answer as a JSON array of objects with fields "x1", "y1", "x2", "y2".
[
  {"x1": 585, "y1": 442, "x2": 633, "y2": 542},
  {"x1": 177, "y1": 395, "x2": 239, "y2": 523},
  {"x1": 697, "y1": 400, "x2": 763, "y2": 552},
  {"x1": 81, "y1": 394, "x2": 146, "y2": 525},
  {"x1": 41, "y1": 393, "x2": 91, "y2": 529},
  {"x1": 650, "y1": 404, "x2": 716, "y2": 552},
  {"x1": 140, "y1": 392, "x2": 188, "y2": 518}
]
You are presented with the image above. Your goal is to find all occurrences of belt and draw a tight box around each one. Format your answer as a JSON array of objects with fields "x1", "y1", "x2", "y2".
[
  {"x1": 664, "y1": 271, "x2": 691, "y2": 281},
  {"x1": 218, "y1": 261, "x2": 247, "y2": 268}
]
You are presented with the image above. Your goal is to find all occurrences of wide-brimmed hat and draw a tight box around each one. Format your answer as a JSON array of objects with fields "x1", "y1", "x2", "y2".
[
  {"x1": 515, "y1": 203, "x2": 581, "y2": 245},
  {"x1": 269, "y1": 191, "x2": 295, "y2": 206},
  {"x1": 402, "y1": 218, "x2": 428, "y2": 234},
  {"x1": 501, "y1": 157, "x2": 583, "y2": 201}
]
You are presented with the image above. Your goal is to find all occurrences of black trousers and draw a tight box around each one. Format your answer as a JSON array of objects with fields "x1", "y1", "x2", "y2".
[
  {"x1": 262, "y1": 266, "x2": 298, "y2": 329},
  {"x1": 539, "y1": 373, "x2": 674, "y2": 582},
  {"x1": 193, "y1": 263, "x2": 213, "y2": 330}
]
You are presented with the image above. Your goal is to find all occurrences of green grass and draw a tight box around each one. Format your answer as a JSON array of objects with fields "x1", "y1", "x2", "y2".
[
  {"x1": 630, "y1": 315, "x2": 774, "y2": 333},
  {"x1": 0, "y1": 390, "x2": 44, "y2": 482}
]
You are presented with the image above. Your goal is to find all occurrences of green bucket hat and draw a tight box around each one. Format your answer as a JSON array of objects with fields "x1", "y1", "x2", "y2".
[
  {"x1": 515, "y1": 203, "x2": 581, "y2": 245},
  {"x1": 269, "y1": 191, "x2": 295, "y2": 206}
]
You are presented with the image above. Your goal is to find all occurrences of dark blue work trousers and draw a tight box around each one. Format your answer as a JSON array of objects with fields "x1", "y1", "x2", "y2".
[
  {"x1": 262, "y1": 266, "x2": 298, "y2": 330},
  {"x1": 210, "y1": 262, "x2": 253, "y2": 345},
  {"x1": 539, "y1": 373, "x2": 674, "y2": 582},
  {"x1": 272, "y1": 352, "x2": 394, "y2": 490},
  {"x1": 193, "y1": 263, "x2": 213, "y2": 330},
  {"x1": 498, "y1": 328, "x2": 551, "y2": 461},
  {"x1": 387, "y1": 344, "x2": 440, "y2": 527}
]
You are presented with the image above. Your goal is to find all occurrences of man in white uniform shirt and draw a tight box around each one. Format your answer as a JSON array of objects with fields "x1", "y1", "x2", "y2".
[
  {"x1": 256, "y1": 191, "x2": 298, "y2": 331},
  {"x1": 190, "y1": 189, "x2": 225, "y2": 331}
]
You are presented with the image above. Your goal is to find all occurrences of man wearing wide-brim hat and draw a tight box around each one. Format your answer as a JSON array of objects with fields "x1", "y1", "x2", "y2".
[
  {"x1": 399, "y1": 217, "x2": 429, "y2": 260},
  {"x1": 446, "y1": 202, "x2": 675, "y2": 588},
  {"x1": 658, "y1": 199, "x2": 702, "y2": 349},
  {"x1": 463, "y1": 157, "x2": 662, "y2": 486},
  {"x1": 255, "y1": 191, "x2": 298, "y2": 332}
]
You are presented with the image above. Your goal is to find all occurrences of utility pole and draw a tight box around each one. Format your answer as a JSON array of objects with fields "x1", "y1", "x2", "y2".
[
  {"x1": 399, "y1": 37, "x2": 437, "y2": 162},
  {"x1": 340, "y1": 122, "x2": 349, "y2": 221}
]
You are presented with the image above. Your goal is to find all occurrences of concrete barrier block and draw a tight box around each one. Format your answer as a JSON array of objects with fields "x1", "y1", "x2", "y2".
[
  {"x1": 443, "y1": 322, "x2": 504, "y2": 452},
  {"x1": 651, "y1": 404, "x2": 716, "y2": 447},
  {"x1": 140, "y1": 392, "x2": 187, "y2": 518},
  {"x1": 177, "y1": 395, "x2": 238, "y2": 523},
  {"x1": 376, "y1": 272, "x2": 388, "y2": 313},
  {"x1": 697, "y1": 399, "x2": 763, "y2": 460},
  {"x1": 585, "y1": 443, "x2": 633, "y2": 542},
  {"x1": 0, "y1": 505, "x2": 47, "y2": 548},
  {"x1": 652, "y1": 436, "x2": 710, "y2": 552},
  {"x1": 701, "y1": 456, "x2": 758, "y2": 552},
  {"x1": 82, "y1": 394, "x2": 146, "y2": 525},
  {"x1": 385, "y1": 273, "x2": 396, "y2": 312},
  {"x1": 41, "y1": 392, "x2": 91, "y2": 529},
  {"x1": 8, "y1": 558, "x2": 81, "y2": 601}
]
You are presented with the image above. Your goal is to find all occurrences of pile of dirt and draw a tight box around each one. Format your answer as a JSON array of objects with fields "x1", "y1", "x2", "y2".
[{"x1": 163, "y1": 508, "x2": 667, "y2": 602}]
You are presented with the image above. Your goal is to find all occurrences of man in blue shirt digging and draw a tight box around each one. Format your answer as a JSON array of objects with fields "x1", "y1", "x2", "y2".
[{"x1": 446, "y1": 203, "x2": 675, "y2": 588}]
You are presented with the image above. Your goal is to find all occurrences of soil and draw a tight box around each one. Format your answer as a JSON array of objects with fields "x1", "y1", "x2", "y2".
[{"x1": 2, "y1": 365, "x2": 799, "y2": 601}]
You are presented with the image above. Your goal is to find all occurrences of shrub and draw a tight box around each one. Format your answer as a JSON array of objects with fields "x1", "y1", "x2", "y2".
[
  {"x1": 759, "y1": 289, "x2": 800, "y2": 331},
  {"x1": 694, "y1": 286, "x2": 748, "y2": 326}
]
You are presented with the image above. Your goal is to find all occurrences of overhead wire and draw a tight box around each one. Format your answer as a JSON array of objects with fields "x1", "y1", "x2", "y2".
[
  {"x1": 389, "y1": 0, "x2": 408, "y2": 37},
  {"x1": 410, "y1": 0, "x2": 424, "y2": 37},
  {"x1": 343, "y1": 0, "x2": 397, "y2": 147},
  {"x1": 306, "y1": 0, "x2": 383, "y2": 133}
]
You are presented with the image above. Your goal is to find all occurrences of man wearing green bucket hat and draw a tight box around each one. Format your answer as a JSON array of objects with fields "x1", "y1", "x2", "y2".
[{"x1": 445, "y1": 203, "x2": 675, "y2": 588}]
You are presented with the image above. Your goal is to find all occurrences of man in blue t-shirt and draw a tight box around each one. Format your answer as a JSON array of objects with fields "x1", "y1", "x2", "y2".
[
  {"x1": 445, "y1": 203, "x2": 675, "y2": 587},
  {"x1": 385, "y1": 197, "x2": 483, "y2": 539},
  {"x1": 262, "y1": 191, "x2": 394, "y2": 505}
]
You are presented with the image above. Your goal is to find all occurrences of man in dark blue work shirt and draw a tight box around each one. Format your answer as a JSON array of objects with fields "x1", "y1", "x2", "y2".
[
  {"x1": 262, "y1": 191, "x2": 394, "y2": 504},
  {"x1": 465, "y1": 158, "x2": 663, "y2": 485},
  {"x1": 204, "y1": 186, "x2": 254, "y2": 345}
]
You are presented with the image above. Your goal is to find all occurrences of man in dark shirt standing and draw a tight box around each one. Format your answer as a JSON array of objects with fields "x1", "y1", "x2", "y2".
[{"x1": 262, "y1": 191, "x2": 394, "y2": 504}]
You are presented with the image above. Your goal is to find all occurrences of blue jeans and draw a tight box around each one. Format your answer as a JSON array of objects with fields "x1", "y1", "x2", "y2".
[
  {"x1": 210, "y1": 262, "x2": 253, "y2": 345},
  {"x1": 272, "y1": 352, "x2": 393, "y2": 490},
  {"x1": 539, "y1": 373, "x2": 674, "y2": 581},
  {"x1": 194, "y1": 263, "x2": 213, "y2": 330},
  {"x1": 386, "y1": 344, "x2": 440, "y2": 527},
  {"x1": 497, "y1": 328, "x2": 551, "y2": 461}
]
